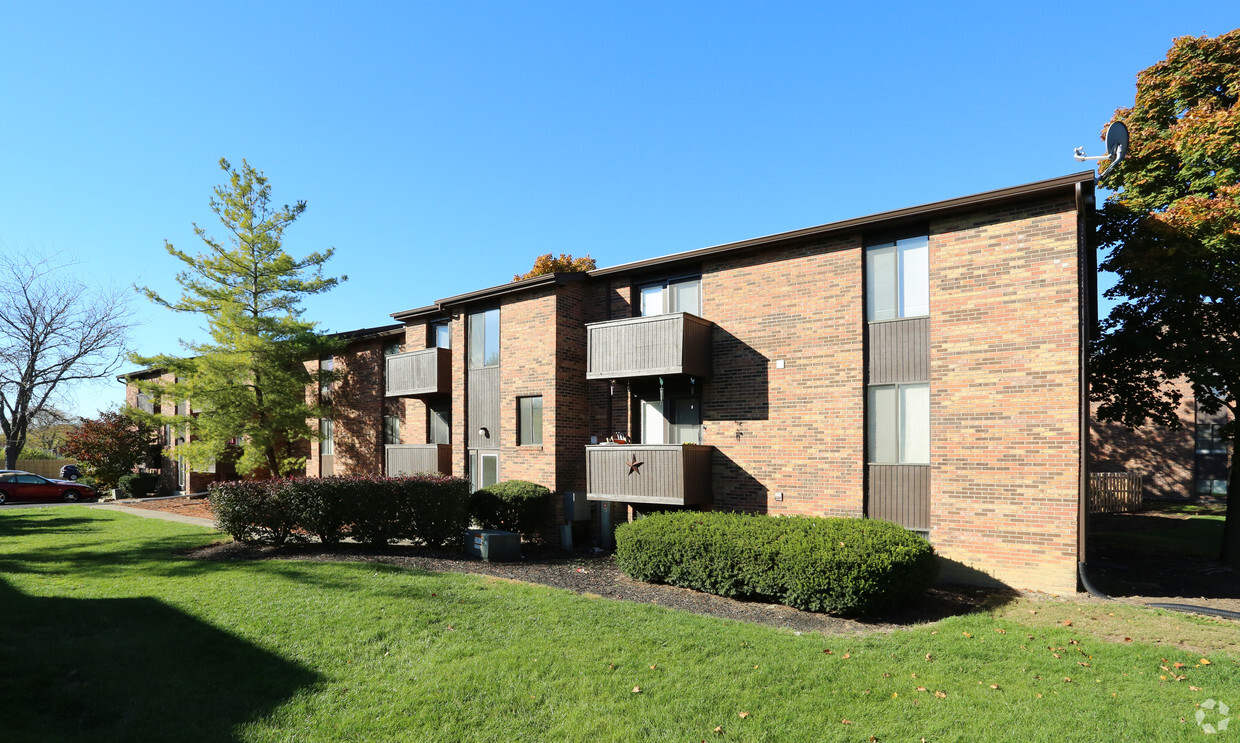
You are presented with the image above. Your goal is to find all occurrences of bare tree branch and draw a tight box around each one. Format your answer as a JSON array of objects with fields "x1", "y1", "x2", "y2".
[{"x1": 0, "y1": 249, "x2": 135, "y2": 468}]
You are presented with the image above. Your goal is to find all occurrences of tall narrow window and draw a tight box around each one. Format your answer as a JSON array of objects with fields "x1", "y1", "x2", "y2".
[
  {"x1": 867, "y1": 383, "x2": 929, "y2": 464},
  {"x1": 383, "y1": 415, "x2": 401, "y2": 446},
  {"x1": 518, "y1": 396, "x2": 543, "y2": 446},
  {"x1": 866, "y1": 235, "x2": 929, "y2": 321},
  {"x1": 429, "y1": 406, "x2": 450, "y2": 445},
  {"x1": 320, "y1": 419, "x2": 334, "y2": 456},
  {"x1": 319, "y1": 357, "x2": 335, "y2": 401},
  {"x1": 468, "y1": 309, "x2": 500, "y2": 368}
]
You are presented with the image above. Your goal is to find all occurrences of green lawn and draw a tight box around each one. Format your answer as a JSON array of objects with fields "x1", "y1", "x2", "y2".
[{"x1": 2, "y1": 508, "x2": 1238, "y2": 742}]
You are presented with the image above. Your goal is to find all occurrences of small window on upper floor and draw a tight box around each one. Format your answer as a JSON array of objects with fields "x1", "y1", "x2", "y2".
[
  {"x1": 866, "y1": 235, "x2": 928, "y2": 321},
  {"x1": 384, "y1": 341, "x2": 404, "y2": 356},
  {"x1": 518, "y1": 396, "x2": 543, "y2": 446},
  {"x1": 431, "y1": 321, "x2": 451, "y2": 349},
  {"x1": 639, "y1": 276, "x2": 701, "y2": 317}
]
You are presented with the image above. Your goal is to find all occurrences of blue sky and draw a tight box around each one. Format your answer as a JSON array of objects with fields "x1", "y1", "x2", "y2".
[{"x1": 1, "y1": 2, "x2": 1235, "y2": 418}]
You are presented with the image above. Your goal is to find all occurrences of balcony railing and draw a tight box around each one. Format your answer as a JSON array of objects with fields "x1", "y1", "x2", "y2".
[
  {"x1": 585, "y1": 312, "x2": 713, "y2": 380},
  {"x1": 386, "y1": 347, "x2": 451, "y2": 397},
  {"x1": 585, "y1": 444, "x2": 712, "y2": 506},
  {"x1": 385, "y1": 444, "x2": 451, "y2": 476}
]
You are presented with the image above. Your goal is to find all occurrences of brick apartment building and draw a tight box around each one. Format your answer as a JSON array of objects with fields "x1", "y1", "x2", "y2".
[{"x1": 125, "y1": 171, "x2": 1100, "y2": 594}]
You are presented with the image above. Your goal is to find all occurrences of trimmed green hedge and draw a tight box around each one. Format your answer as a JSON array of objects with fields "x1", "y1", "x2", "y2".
[
  {"x1": 117, "y1": 472, "x2": 162, "y2": 498},
  {"x1": 614, "y1": 511, "x2": 937, "y2": 616},
  {"x1": 209, "y1": 475, "x2": 471, "y2": 547},
  {"x1": 469, "y1": 480, "x2": 552, "y2": 539}
]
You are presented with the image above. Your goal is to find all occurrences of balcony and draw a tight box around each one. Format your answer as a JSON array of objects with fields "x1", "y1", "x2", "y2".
[
  {"x1": 585, "y1": 313, "x2": 713, "y2": 380},
  {"x1": 385, "y1": 444, "x2": 451, "y2": 476},
  {"x1": 386, "y1": 347, "x2": 450, "y2": 397},
  {"x1": 585, "y1": 444, "x2": 713, "y2": 506}
]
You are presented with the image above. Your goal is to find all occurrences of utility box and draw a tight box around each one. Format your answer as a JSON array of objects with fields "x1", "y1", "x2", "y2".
[
  {"x1": 463, "y1": 529, "x2": 521, "y2": 562},
  {"x1": 563, "y1": 490, "x2": 590, "y2": 521}
]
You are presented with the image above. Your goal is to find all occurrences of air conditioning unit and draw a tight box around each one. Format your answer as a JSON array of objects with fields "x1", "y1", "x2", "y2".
[{"x1": 563, "y1": 491, "x2": 590, "y2": 521}]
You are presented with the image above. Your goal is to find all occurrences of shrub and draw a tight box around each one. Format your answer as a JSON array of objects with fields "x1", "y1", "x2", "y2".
[
  {"x1": 209, "y1": 479, "x2": 299, "y2": 545},
  {"x1": 614, "y1": 511, "x2": 937, "y2": 616},
  {"x1": 207, "y1": 475, "x2": 471, "y2": 547},
  {"x1": 117, "y1": 472, "x2": 162, "y2": 498},
  {"x1": 469, "y1": 480, "x2": 552, "y2": 539}
]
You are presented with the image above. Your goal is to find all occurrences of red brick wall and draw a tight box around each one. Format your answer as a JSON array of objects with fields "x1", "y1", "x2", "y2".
[
  {"x1": 305, "y1": 337, "x2": 387, "y2": 477},
  {"x1": 496, "y1": 287, "x2": 559, "y2": 499},
  {"x1": 699, "y1": 236, "x2": 866, "y2": 518},
  {"x1": 929, "y1": 197, "x2": 1082, "y2": 593}
]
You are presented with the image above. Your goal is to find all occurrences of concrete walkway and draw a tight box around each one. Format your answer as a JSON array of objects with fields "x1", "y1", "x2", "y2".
[{"x1": 90, "y1": 502, "x2": 218, "y2": 530}]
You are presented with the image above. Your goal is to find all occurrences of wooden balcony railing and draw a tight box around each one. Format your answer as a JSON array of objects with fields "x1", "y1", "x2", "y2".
[
  {"x1": 386, "y1": 348, "x2": 450, "y2": 397},
  {"x1": 385, "y1": 444, "x2": 451, "y2": 476},
  {"x1": 585, "y1": 444, "x2": 712, "y2": 505},
  {"x1": 585, "y1": 313, "x2": 713, "y2": 380}
]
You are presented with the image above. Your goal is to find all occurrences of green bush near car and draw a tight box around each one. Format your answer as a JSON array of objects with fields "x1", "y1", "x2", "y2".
[
  {"x1": 615, "y1": 511, "x2": 937, "y2": 616},
  {"x1": 117, "y1": 472, "x2": 162, "y2": 498}
]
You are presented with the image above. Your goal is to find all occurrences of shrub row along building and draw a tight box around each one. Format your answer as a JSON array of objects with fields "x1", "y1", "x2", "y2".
[{"x1": 126, "y1": 172, "x2": 1109, "y2": 594}]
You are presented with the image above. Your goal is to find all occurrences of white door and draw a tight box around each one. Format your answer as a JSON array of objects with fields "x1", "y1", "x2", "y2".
[{"x1": 641, "y1": 401, "x2": 665, "y2": 444}]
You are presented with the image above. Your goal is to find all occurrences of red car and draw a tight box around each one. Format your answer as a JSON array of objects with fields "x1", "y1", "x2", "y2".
[{"x1": 0, "y1": 470, "x2": 97, "y2": 504}]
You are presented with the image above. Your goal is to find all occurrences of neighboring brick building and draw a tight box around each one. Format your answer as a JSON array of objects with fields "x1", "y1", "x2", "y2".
[
  {"x1": 1090, "y1": 378, "x2": 1233, "y2": 501},
  {"x1": 125, "y1": 171, "x2": 1109, "y2": 594}
]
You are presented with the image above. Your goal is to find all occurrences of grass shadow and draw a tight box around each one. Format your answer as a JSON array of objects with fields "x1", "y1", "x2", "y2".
[
  {"x1": 1088, "y1": 511, "x2": 1239, "y2": 600},
  {"x1": 0, "y1": 578, "x2": 321, "y2": 743}
]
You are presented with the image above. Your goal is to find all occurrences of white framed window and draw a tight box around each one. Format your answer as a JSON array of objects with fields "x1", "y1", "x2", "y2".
[
  {"x1": 868, "y1": 383, "x2": 929, "y2": 464},
  {"x1": 320, "y1": 419, "x2": 334, "y2": 456},
  {"x1": 468, "y1": 309, "x2": 500, "y2": 368},
  {"x1": 639, "y1": 276, "x2": 702, "y2": 317},
  {"x1": 518, "y1": 396, "x2": 543, "y2": 446},
  {"x1": 471, "y1": 452, "x2": 498, "y2": 491},
  {"x1": 383, "y1": 415, "x2": 401, "y2": 446},
  {"x1": 429, "y1": 406, "x2": 450, "y2": 445},
  {"x1": 866, "y1": 235, "x2": 929, "y2": 321},
  {"x1": 432, "y1": 322, "x2": 451, "y2": 349}
]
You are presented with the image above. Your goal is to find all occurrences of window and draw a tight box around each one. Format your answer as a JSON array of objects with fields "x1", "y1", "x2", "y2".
[
  {"x1": 639, "y1": 276, "x2": 702, "y2": 317},
  {"x1": 866, "y1": 235, "x2": 929, "y2": 321},
  {"x1": 320, "y1": 419, "x2": 334, "y2": 456},
  {"x1": 518, "y1": 396, "x2": 543, "y2": 446},
  {"x1": 1196, "y1": 423, "x2": 1229, "y2": 455},
  {"x1": 383, "y1": 415, "x2": 401, "y2": 445},
  {"x1": 472, "y1": 452, "x2": 498, "y2": 491},
  {"x1": 868, "y1": 383, "x2": 929, "y2": 464},
  {"x1": 320, "y1": 357, "x2": 335, "y2": 401},
  {"x1": 384, "y1": 341, "x2": 404, "y2": 356},
  {"x1": 1196, "y1": 479, "x2": 1229, "y2": 495},
  {"x1": 429, "y1": 406, "x2": 450, "y2": 445},
  {"x1": 640, "y1": 396, "x2": 702, "y2": 445},
  {"x1": 432, "y1": 322, "x2": 451, "y2": 349},
  {"x1": 468, "y1": 309, "x2": 500, "y2": 368}
]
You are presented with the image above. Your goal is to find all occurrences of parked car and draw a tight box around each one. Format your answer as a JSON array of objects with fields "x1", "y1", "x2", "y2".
[
  {"x1": 0, "y1": 470, "x2": 97, "y2": 504},
  {"x1": 60, "y1": 464, "x2": 81, "y2": 481}
]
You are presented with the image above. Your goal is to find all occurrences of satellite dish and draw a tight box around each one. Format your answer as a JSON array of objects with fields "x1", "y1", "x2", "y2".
[{"x1": 1073, "y1": 121, "x2": 1128, "y2": 182}]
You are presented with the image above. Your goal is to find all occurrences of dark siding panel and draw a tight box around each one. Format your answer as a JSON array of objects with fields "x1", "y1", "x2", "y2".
[
  {"x1": 868, "y1": 317, "x2": 930, "y2": 384},
  {"x1": 867, "y1": 464, "x2": 930, "y2": 530},
  {"x1": 468, "y1": 366, "x2": 501, "y2": 449}
]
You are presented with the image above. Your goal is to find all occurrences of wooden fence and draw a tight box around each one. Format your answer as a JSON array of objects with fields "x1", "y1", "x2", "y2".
[
  {"x1": 14, "y1": 459, "x2": 78, "y2": 478},
  {"x1": 1088, "y1": 472, "x2": 1144, "y2": 514}
]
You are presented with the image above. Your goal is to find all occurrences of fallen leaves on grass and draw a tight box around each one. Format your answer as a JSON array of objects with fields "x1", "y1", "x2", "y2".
[
  {"x1": 632, "y1": 686, "x2": 641, "y2": 694},
  {"x1": 738, "y1": 711, "x2": 750, "y2": 719}
]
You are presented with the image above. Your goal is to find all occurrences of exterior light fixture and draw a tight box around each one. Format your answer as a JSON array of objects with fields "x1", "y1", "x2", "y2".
[{"x1": 478, "y1": 427, "x2": 490, "y2": 439}]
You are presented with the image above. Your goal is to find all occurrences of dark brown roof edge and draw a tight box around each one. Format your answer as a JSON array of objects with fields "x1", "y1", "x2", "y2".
[
  {"x1": 393, "y1": 273, "x2": 590, "y2": 319},
  {"x1": 590, "y1": 171, "x2": 1096, "y2": 277},
  {"x1": 390, "y1": 304, "x2": 443, "y2": 322},
  {"x1": 117, "y1": 323, "x2": 406, "y2": 382}
]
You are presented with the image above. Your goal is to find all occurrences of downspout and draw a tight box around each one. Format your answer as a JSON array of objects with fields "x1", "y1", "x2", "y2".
[{"x1": 1076, "y1": 180, "x2": 1099, "y2": 595}]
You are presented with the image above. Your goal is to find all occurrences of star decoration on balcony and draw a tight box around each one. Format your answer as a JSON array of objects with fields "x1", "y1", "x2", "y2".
[{"x1": 626, "y1": 454, "x2": 644, "y2": 475}]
